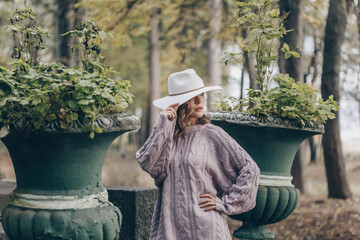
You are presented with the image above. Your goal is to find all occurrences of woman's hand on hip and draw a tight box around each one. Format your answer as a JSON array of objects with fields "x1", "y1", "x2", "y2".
[
  {"x1": 162, "y1": 103, "x2": 179, "y2": 121},
  {"x1": 199, "y1": 194, "x2": 216, "y2": 211}
]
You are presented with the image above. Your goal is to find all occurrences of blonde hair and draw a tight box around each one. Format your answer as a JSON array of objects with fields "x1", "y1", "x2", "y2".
[{"x1": 173, "y1": 100, "x2": 210, "y2": 138}]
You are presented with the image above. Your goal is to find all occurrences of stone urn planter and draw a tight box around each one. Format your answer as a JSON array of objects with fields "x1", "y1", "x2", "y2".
[
  {"x1": 0, "y1": 114, "x2": 140, "y2": 240},
  {"x1": 210, "y1": 112, "x2": 324, "y2": 240}
]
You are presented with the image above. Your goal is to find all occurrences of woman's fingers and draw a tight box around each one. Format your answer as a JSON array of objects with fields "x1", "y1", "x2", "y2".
[
  {"x1": 204, "y1": 206, "x2": 216, "y2": 211},
  {"x1": 199, "y1": 198, "x2": 212, "y2": 204},
  {"x1": 162, "y1": 110, "x2": 175, "y2": 120},
  {"x1": 200, "y1": 194, "x2": 215, "y2": 199},
  {"x1": 168, "y1": 103, "x2": 179, "y2": 108},
  {"x1": 162, "y1": 103, "x2": 179, "y2": 120},
  {"x1": 172, "y1": 103, "x2": 179, "y2": 111},
  {"x1": 199, "y1": 194, "x2": 216, "y2": 212},
  {"x1": 169, "y1": 107, "x2": 176, "y2": 116},
  {"x1": 199, "y1": 202, "x2": 215, "y2": 208}
]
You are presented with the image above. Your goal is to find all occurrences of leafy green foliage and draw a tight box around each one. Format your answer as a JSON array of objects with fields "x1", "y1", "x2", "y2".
[
  {"x1": 214, "y1": 74, "x2": 338, "y2": 124},
  {"x1": 62, "y1": 21, "x2": 112, "y2": 74},
  {"x1": 215, "y1": 0, "x2": 338, "y2": 125},
  {"x1": 0, "y1": 9, "x2": 133, "y2": 138},
  {"x1": 231, "y1": 0, "x2": 287, "y2": 90},
  {"x1": 4, "y1": 8, "x2": 48, "y2": 68}
]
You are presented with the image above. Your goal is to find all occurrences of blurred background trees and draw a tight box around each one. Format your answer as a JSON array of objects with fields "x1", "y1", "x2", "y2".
[{"x1": 0, "y1": 0, "x2": 359, "y2": 199}]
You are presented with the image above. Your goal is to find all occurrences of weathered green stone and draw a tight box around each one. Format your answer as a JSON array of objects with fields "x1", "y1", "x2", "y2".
[
  {"x1": 0, "y1": 114, "x2": 140, "y2": 240},
  {"x1": 108, "y1": 187, "x2": 158, "y2": 240},
  {"x1": 210, "y1": 112, "x2": 323, "y2": 239},
  {"x1": 2, "y1": 205, "x2": 121, "y2": 240},
  {"x1": 230, "y1": 185, "x2": 300, "y2": 224},
  {"x1": 233, "y1": 224, "x2": 274, "y2": 240}
]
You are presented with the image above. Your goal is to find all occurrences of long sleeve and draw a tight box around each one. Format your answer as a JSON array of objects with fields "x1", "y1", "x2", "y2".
[
  {"x1": 136, "y1": 113, "x2": 176, "y2": 186},
  {"x1": 206, "y1": 125, "x2": 260, "y2": 216}
]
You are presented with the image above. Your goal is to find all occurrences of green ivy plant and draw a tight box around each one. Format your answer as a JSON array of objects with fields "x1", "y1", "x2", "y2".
[
  {"x1": 0, "y1": 9, "x2": 133, "y2": 139},
  {"x1": 215, "y1": 0, "x2": 338, "y2": 126}
]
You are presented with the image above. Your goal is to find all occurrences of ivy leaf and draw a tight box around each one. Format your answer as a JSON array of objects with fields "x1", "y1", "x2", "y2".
[
  {"x1": 282, "y1": 43, "x2": 290, "y2": 52},
  {"x1": 285, "y1": 52, "x2": 293, "y2": 59},
  {"x1": 46, "y1": 114, "x2": 57, "y2": 121},
  {"x1": 78, "y1": 99, "x2": 91, "y2": 105},
  {"x1": 94, "y1": 126, "x2": 102, "y2": 134},
  {"x1": 269, "y1": 9, "x2": 280, "y2": 18},
  {"x1": 34, "y1": 118, "x2": 43, "y2": 129},
  {"x1": 81, "y1": 125, "x2": 93, "y2": 132},
  {"x1": 244, "y1": 29, "x2": 261, "y2": 44},
  {"x1": 235, "y1": 2, "x2": 250, "y2": 7},
  {"x1": 291, "y1": 51, "x2": 300, "y2": 58},
  {"x1": 0, "y1": 126, "x2": 9, "y2": 138},
  {"x1": 31, "y1": 96, "x2": 42, "y2": 105},
  {"x1": 0, "y1": 66, "x2": 8, "y2": 73},
  {"x1": 89, "y1": 131, "x2": 95, "y2": 139},
  {"x1": 101, "y1": 91, "x2": 112, "y2": 99},
  {"x1": 68, "y1": 100, "x2": 77, "y2": 109},
  {"x1": 0, "y1": 99, "x2": 7, "y2": 107},
  {"x1": 60, "y1": 121, "x2": 67, "y2": 129}
]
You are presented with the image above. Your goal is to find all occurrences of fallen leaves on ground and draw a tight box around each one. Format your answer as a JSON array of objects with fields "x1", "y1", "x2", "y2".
[{"x1": 268, "y1": 195, "x2": 360, "y2": 240}]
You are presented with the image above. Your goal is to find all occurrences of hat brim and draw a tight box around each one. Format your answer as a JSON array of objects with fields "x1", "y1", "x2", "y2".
[{"x1": 153, "y1": 86, "x2": 222, "y2": 110}]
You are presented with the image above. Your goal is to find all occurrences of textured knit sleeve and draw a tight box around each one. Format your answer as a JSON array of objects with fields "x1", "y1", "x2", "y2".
[
  {"x1": 206, "y1": 125, "x2": 260, "y2": 216},
  {"x1": 136, "y1": 113, "x2": 176, "y2": 186}
]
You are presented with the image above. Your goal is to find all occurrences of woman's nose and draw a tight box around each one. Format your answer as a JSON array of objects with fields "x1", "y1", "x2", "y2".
[{"x1": 195, "y1": 96, "x2": 200, "y2": 104}]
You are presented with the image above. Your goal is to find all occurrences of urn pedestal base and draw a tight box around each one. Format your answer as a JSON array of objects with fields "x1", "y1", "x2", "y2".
[
  {"x1": 233, "y1": 224, "x2": 274, "y2": 240},
  {"x1": 230, "y1": 184, "x2": 300, "y2": 240},
  {"x1": 2, "y1": 204, "x2": 121, "y2": 240}
]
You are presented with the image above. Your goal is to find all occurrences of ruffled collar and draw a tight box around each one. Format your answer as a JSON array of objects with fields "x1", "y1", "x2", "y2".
[{"x1": 183, "y1": 123, "x2": 209, "y2": 135}]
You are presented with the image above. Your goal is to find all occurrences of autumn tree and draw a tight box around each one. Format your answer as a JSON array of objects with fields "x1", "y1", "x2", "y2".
[
  {"x1": 207, "y1": 0, "x2": 223, "y2": 109},
  {"x1": 147, "y1": 5, "x2": 161, "y2": 140},
  {"x1": 321, "y1": 0, "x2": 352, "y2": 199},
  {"x1": 79, "y1": 0, "x2": 239, "y2": 141},
  {"x1": 78, "y1": 0, "x2": 160, "y2": 142},
  {"x1": 57, "y1": 0, "x2": 83, "y2": 67},
  {"x1": 347, "y1": 1, "x2": 360, "y2": 131},
  {"x1": 279, "y1": 0, "x2": 308, "y2": 194}
]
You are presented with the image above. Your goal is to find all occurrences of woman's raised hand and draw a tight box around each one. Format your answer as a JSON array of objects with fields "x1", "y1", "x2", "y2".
[
  {"x1": 162, "y1": 103, "x2": 179, "y2": 121},
  {"x1": 199, "y1": 194, "x2": 216, "y2": 211}
]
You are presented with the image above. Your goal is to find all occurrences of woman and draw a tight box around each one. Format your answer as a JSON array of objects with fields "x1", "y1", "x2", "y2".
[{"x1": 136, "y1": 69, "x2": 260, "y2": 240}]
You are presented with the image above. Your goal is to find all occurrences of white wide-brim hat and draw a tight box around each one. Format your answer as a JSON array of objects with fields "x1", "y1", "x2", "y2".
[{"x1": 153, "y1": 69, "x2": 222, "y2": 109}]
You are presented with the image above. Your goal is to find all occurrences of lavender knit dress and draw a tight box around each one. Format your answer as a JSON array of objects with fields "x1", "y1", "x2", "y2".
[{"x1": 136, "y1": 113, "x2": 260, "y2": 240}]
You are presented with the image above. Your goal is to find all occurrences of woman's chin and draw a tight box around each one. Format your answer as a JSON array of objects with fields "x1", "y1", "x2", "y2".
[{"x1": 196, "y1": 112, "x2": 204, "y2": 119}]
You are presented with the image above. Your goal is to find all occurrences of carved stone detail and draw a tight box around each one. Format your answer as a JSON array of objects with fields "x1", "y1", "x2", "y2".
[
  {"x1": 210, "y1": 111, "x2": 324, "y2": 133},
  {"x1": 10, "y1": 114, "x2": 140, "y2": 134}
]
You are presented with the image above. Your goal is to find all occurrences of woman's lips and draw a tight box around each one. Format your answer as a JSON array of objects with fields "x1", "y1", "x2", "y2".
[{"x1": 195, "y1": 107, "x2": 203, "y2": 112}]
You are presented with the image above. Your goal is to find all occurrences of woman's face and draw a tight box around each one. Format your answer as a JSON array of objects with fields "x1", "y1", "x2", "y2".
[{"x1": 188, "y1": 93, "x2": 205, "y2": 123}]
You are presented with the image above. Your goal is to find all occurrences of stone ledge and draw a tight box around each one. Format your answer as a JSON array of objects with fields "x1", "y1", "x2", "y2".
[{"x1": 108, "y1": 186, "x2": 158, "y2": 240}]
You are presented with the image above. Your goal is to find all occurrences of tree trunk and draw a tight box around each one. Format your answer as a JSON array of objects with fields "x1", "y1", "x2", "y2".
[
  {"x1": 58, "y1": 0, "x2": 82, "y2": 68},
  {"x1": 357, "y1": 0, "x2": 360, "y2": 131},
  {"x1": 321, "y1": 0, "x2": 352, "y2": 199},
  {"x1": 240, "y1": 66, "x2": 245, "y2": 99},
  {"x1": 145, "y1": 6, "x2": 161, "y2": 138},
  {"x1": 279, "y1": 0, "x2": 304, "y2": 80},
  {"x1": 279, "y1": 0, "x2": 308, "y2": 194},
  {"x1": 241, "y1": 28, "x2": 258, "y2": 90},
  {"x1": 206, "y1": 0, "x2": 222, "y2": 110},
  {"x1": 304, "y1": 35, "x2": 320, "y2": 86},
  {"x1": 291, "y1": 141, "x2": 309, "y2": 192},
  {"x1": 357, "y1": 1, "x2": 360, "y2": 46}
]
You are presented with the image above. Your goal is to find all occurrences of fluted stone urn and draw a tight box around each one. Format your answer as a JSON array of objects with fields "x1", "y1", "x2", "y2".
[
  {"x1": 0, "y1": 114, "x2": 140, "y2": 240},
  {"x1": 210, "y1": 112, "x2": 324, "y2": 239}
]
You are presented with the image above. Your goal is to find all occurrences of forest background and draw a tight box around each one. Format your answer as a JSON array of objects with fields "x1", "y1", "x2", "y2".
[{"x1": 0, "y1": 0, "x2": 360, "y2": 238}]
